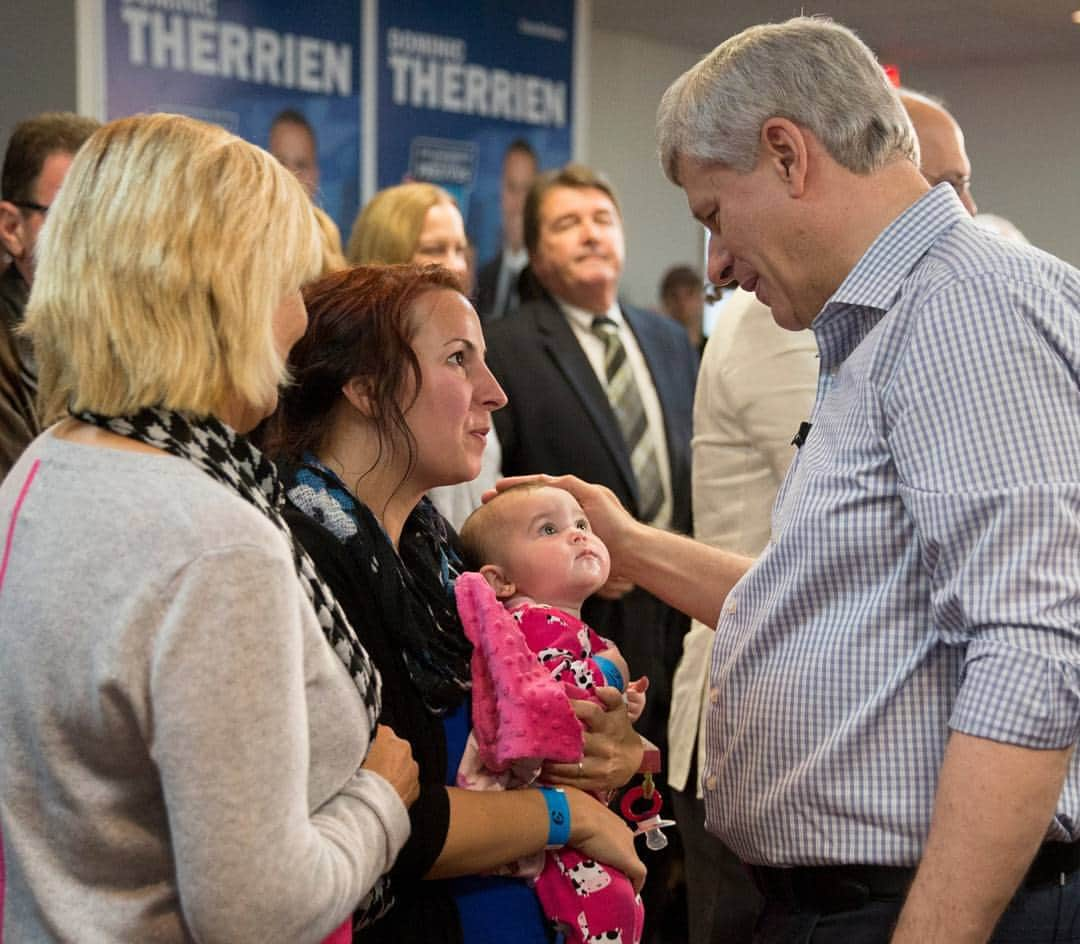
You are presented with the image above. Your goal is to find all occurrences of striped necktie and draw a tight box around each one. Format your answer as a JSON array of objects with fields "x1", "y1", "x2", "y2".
[{"x1": 591, "y1": 316, "x2": 664, "y2": 522}]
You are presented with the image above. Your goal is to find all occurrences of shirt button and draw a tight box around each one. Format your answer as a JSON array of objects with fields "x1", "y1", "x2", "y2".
[
  {"x1": 704, "y1": 774, "x2": 718, "y2": 792},
  {"x1": 709, "y1": 687, "x2": 720, "y2": 704}
]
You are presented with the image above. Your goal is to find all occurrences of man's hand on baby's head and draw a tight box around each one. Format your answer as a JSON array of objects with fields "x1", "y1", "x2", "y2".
[
  {"x1": 487, "y1": 475, "x2": 637, "y2": 571},
  {"x1": 483, "y1": 473, "x2": 554, "y2": 504}
]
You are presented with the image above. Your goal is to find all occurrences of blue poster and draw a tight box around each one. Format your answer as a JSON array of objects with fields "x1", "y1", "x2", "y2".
[
  {"x1": 104, "y1": 0, "x2": 362, "y2": 241},
  {"x1": 375, "y1": 0, "x2": 575, "y2": 265}
]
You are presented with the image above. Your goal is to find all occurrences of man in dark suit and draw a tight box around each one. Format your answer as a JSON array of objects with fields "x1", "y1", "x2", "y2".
[
  {"x1": 484, "y1": 159, "x2": 697, "y2": 782},
  {"x1": 475, "y1": 139, "x2": 537, "y2": 322}
]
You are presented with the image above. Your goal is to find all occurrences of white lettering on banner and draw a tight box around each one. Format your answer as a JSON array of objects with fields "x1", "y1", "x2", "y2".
[
  {"x1": 387, "y1": 55, "x2": 566, "y2": 127},
  {"x1": 125, "y1": 0, "x2": 217, "y2": 14},
  {"x1": 517, "y1": 18, "x2": 567, "y2": 42},
  {"x1": 386, "y1": 27, "x2": 465, "y2": 62},
  {"x1": 119, "y1": 4, "x2": 352, "y2": 95},
  {"x1": 383, "y1": 26, "x2": 566, "y2": 128}
]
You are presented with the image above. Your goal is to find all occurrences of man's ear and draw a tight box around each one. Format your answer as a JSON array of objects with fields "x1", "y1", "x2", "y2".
[
  {"x1": 0, "y1": 202, "x2": 27, "y2": 259},
  {"x1": 341, "y1": 376, "x2": 372, "y2": 416},
  {"x1": 479, "y1": 563, "x2": 516, "y2": 600},
  {"x1": 760, "y1": 118, "x2": 808, "y2": 198}
]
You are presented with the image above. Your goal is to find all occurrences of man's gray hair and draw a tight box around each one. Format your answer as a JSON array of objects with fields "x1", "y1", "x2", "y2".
[{"x1": 657, "y1": 16, "x2": 918, "y2": 182}]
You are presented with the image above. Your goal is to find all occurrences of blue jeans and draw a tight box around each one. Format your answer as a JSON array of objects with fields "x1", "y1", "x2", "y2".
[{"x1": 753, "y1": 870, "x2": 1080, "y2": 943}]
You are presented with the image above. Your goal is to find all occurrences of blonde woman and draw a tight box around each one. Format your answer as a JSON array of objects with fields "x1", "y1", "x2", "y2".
[
  {"x1": 0, "y1": 114, "x2": 417, "y2": 943},
  {"x1": 313, "y1": 205, "x2": 349, "y2": 276},
  {"x1": 345, "y1": 182, "x2": 469, "y2": 284},
  {"x1": 346, "y1": 182, "x2": 494, "y2": 530}
]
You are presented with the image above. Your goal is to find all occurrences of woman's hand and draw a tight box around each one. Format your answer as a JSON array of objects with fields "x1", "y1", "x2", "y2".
[
  {"x1": 565, "y1": 786, "x2": 647, "y2": 894},
  {"x1": 362, "y1": 724, "x2": 420, "y2": 808},
  {"x1": 542, "y1": 687, "x2": 644, "y2": 793}
]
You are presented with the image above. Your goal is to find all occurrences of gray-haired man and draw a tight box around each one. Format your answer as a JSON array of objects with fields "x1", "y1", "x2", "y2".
[
  {"x1": 519, "y1": 16, "x2": 1080, "y2": 944},
  {"x1": 652, "y1": 18, "x2": 1080, "y2": 942}
]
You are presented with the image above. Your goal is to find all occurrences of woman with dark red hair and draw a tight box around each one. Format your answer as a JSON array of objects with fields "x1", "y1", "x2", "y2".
[{"x1": 263, "y1": 264, "x2": 645, "y2": 944}]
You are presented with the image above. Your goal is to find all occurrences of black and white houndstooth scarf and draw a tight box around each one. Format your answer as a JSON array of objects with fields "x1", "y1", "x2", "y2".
[{"x1": 75, "y1": 406, "x2": 393, "y2": 926}]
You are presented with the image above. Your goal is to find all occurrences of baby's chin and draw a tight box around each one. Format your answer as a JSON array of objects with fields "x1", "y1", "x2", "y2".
[{"x1": 579, "y1": 575, "x2": 610, "y2": 601}]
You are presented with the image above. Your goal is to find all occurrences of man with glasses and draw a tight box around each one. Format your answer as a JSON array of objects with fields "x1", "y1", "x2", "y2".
[{"x1": 0, "y1": 112, "x2": 99, "y2": 478}]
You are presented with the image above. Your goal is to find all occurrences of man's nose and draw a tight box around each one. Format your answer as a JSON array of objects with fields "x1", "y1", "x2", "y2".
[{"x1": 707, "y1": 235, "x2": 735, "y2": 287}]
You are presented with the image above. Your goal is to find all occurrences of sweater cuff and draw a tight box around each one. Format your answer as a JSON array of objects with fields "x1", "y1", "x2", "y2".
[{"x1": 342, "y1": 768, "x2": 412, "y2": 865}]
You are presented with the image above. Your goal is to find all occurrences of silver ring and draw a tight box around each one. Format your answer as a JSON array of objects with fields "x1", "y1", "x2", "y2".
[{"x1": 578, "y1": 761, "x2": 584, "y2": 776}]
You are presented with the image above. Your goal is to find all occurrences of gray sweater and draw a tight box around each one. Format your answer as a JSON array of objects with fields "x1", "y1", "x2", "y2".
[{"x1": 0, "y1": 434, "x2": 409, "y2": 942}]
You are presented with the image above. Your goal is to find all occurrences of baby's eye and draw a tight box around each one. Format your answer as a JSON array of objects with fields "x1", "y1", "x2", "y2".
[
  {"x1": 539, "y1": 523, "x2": 558, "y2": 536},
  {"x1": 575, "y1": 519, "x2": 589, "y2": 531}
]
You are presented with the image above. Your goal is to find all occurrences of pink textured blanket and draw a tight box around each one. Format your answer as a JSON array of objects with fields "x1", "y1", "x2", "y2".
[{"x1": 454, "y1": 573, "x2": 583, "y2": 772}]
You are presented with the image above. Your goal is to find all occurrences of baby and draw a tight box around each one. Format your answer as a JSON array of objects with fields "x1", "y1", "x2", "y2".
[{"x1": 458, "y1": 483, "x2": 646, "y2": 944}]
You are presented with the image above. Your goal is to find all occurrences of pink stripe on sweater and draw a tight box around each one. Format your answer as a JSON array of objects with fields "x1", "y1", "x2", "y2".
[
  {"x1": 0, "y1": 457, "x2": 40, "y2": 942},
  {"x1": 0, "y1": 458, "x2": 40, "y2": 594}
]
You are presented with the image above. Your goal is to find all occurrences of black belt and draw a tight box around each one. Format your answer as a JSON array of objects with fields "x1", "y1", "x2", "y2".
[{"x1": 750, "y1": 842, "x2": 1080, "y2": 916}]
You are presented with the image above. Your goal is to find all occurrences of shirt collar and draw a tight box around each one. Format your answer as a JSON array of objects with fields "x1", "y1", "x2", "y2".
[
  {"x1": 502, "y1": 246, "x2": 528, "y2": 270},
  {"x1": 558, "y1": 296, "x2": 623, "y2": 332},
  {"x1": 812, "y1": 183, "x2": 969, "y2": 366}
]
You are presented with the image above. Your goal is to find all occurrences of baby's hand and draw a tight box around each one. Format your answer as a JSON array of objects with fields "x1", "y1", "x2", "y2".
[{"x1": 625, "y1": 676, "x2": 649, "y2": 723}]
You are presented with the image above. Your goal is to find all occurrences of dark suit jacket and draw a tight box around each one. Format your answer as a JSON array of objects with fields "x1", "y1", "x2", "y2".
[
  {"x1": 485, "y1": 291, "x2": 696, "y2": 531},
  {"x1": 484, "y1": 290, "x2": 698, "y2": 754},
  {"x1": 0, "y1": 263, "x2": 38, "y2": 481},
  {"x1": 475, "y1": 253, "x2": 501, "y2": 322}
]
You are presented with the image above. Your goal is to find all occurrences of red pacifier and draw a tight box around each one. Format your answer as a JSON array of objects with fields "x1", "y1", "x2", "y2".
[{"x1": 619, "y1": 744, "x2": 676, "y2": 851}]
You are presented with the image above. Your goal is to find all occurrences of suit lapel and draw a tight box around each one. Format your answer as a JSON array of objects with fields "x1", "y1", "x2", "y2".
[{"x1": 532, "y1": 298, "x2": 641, "y2": 507}]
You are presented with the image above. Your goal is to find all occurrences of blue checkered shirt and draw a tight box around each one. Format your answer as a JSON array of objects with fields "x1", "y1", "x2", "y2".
[{"x1": 703, "y1": 184, "x2": 1080, "y2": 867}]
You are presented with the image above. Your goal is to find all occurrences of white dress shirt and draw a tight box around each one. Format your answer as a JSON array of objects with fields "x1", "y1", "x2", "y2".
[{"x1": 667, "y1": 289, "x2": 818, "y2": 796}]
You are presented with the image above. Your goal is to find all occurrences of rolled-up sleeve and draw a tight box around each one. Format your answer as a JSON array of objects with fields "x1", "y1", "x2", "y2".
[{"x1": 892, "y1": 275, "x2": 1080, "y2": 749}]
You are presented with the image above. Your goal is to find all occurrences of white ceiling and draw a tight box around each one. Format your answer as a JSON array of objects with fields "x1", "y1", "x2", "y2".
[{"x1": 592, "y1": 0, "x2": 1080, "y2": 66}]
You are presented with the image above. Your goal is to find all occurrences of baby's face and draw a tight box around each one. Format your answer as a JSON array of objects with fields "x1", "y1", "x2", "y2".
[{"x1": 493, "y1": 487, "x2": 611, "y2": 609}]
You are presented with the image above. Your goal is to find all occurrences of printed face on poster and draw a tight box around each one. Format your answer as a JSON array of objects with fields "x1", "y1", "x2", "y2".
[
  {"x1": 103, "y1": 0, "x2": 361, "y2": 241},
  {"x1": 376, "y1": 0, "x2": 575, "y2": 268}
]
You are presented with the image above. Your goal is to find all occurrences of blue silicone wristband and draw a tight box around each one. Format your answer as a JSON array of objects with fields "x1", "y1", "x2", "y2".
[
  {"x1": 592, "y1": 655, "x2": 625, "y2": 692},
  {"x1": 538, "y1": 786, "x2": 571, "y2": 848}
]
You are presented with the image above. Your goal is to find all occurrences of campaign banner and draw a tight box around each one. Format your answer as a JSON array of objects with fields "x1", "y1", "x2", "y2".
[
  {"x1": 375, "y1": 0, "x2": 575, "y2": 266},
  {"x1": 103, "y1": 0, "x2": 362, "y2": 241}
]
